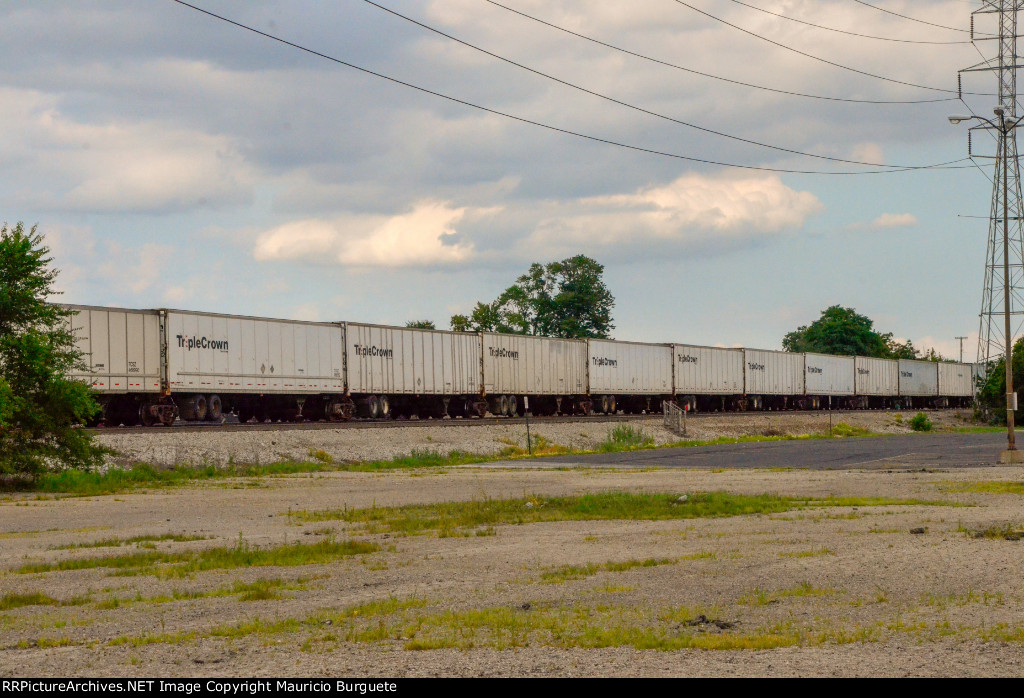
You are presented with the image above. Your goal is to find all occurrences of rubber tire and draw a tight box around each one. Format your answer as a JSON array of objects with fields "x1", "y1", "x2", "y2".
[
  {"x1": 186, "y1": 395, "x2": 208, "y2": 422},
  {"x1": 206, "y1": 395, "x2": 223, "y2": 422},
  {"x1": 378, "y1": 395, "x2": 391, "y2": 419},
  {"x1": 368, "y1": 395, "x2": 381, "y2": 420},
  {"x1": 608, "y1": 395, "x2": 616, "y2": 414}
]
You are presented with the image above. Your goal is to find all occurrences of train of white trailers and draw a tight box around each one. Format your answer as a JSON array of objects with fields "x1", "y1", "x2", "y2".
[{"x1": 64, "y1": 305, "x2": 976, "y2": 427}]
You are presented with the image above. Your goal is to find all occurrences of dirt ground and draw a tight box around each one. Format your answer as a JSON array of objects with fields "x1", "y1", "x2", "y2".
[{"x1": 3, "y1": 448, "x2": 1024, "y2": 677}]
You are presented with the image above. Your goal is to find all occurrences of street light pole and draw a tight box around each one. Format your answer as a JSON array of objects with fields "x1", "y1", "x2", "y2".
[{"x1": 955, "y1": 336, "x2": 967, "y2": 363}]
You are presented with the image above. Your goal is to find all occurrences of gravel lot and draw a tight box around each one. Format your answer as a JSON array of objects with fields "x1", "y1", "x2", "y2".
[
  {"x1": 2, "y1": 442, "x2": 1024, "y2": 677},
  {"x1": 94, "y1": 410, "x2": 976, "y2": 468}
]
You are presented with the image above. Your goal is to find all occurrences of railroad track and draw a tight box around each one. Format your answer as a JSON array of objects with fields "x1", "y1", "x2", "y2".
[{"x1": 85, "y1": 408, "x2": 966, "y2": 436}]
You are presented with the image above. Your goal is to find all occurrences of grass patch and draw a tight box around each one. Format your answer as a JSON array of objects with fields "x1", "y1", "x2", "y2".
[
  {"x1": 943, "y1": 480, "x2": 1024, "y2": 495},
  {"x1": 961, "y1": 523, "x2": 1024, "y2": 541},
  {"x1": 17, "y1": 537, "x2": 379, "y2": 577},
  {"x1": 93, "y1": 591, "x2": 1024, "y2": 653},
  {"x1": 50, "y1": 533, "x2": 210, "y2": 550},
  {"x1": 597, "y1": 425, "x2": 655, "y2": 452},
  {"x1": 779, "y1": 547, "x2": 834, "y2": 558},
  {"x1": 540, "y1": 557, "x2": 677, "y2": 584},
  {"x1": 7, "y1": 461, "x2": 343, "y2": 496},
  {"x1": 738, "y1": 582, "x2": 840, "y2": 606},
  {"x1": 0, "y1": 592, "x2": 90, "y2": 611},
  {"x1": 108, "y1": 631, "x2": 197, "y2": 648},
  {"x1": 830, "y1": 423, "x2": 872, "y2": 438},
  {"x1": 96, "y1": 578, "x2": 310, "y2": 609},
  {"x1": 397, "y1": 605, "x2": 800, "y2": 651},
  {"x1": 113, "y1": 598, "x2": 802, "y2": 652},
  {"x1": 290, "y1": 491, "x2": 951, "y2": 537},
  {"x1": 292, "y1": 492, "x2": 802, "y2": 534}
]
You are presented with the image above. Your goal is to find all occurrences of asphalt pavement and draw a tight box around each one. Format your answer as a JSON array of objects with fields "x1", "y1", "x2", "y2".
[{"x1": 498, "y1": 432, "x2": 1016, "y2": 470}]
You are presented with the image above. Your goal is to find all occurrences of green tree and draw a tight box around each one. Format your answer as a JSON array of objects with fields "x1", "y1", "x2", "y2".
[
  {"x1": 0, "y1": 223, "x2": 103, "y2": 479},
  {"x1": 450, "y1": 255, "x2": 615, "y2": 338},
  {"x1": 977, "y1": 338, "x2": 1024, "y2": 418},
  {"x1": 405, "y1": 320, "x2": 436, "y2": 330},
  {"x1": 885, "y1": 338, "x2": 920, "y2": 360},
  {"x1": 782, "y1": 305, "x2": 938, "y2": 360},
  {"x1": 782, "y1": 306, "x2": 890, "y2": 357}
]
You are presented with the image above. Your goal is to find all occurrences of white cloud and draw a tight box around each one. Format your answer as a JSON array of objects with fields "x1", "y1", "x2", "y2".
[
  {"x1": 41, "y1": 223, "x2": 182, "y2": 300},
  {"x1": 872, "y1": 213, "x2": 918, "y2": 229},
  {"x1": 850, "y1": 143, "x2": 885, "y2": 165},
  {"x1": 522, "y1": 172, "x2": 823, "y2": 253},
  {"x1": 253, "y1": 201, "x2": 487, "y2": 268},
  {"x1": 0, "y1": 86, "x2": 255, "y2": 213}
]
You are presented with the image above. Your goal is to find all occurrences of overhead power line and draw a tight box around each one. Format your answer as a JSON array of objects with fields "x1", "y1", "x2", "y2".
[
  {"x1": 486, "y1": 0, "x2": 953, "y2": 104},
  {"x1": 674, "y1": 0, "x2": 994, "y2": 95},
  {"x1": 727, "y1": 0, "x2": 971, "y2": 44},
  {"x1": 849, "y1": 0, "x2": 983, "y2": 34},
  {"x1": 167, "y1": 0, "x2": 972, "y2": 176},
  {"x1": 364, "y1": 0, "x2": 956, "y2": 168}
]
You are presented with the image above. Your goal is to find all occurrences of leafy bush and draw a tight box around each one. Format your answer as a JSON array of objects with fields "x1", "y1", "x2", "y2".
[{"x1": 909, "y1": 412, "x2": 933, "y2": 432}]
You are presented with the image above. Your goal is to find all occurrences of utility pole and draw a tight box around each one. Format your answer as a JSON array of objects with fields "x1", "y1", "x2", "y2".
[
  {"x1": 955, "y1": 0, "x2": 1024, "y2": 462},
  {"x1": 956, "y1": 336, "x2": 968, "y2": 363}
]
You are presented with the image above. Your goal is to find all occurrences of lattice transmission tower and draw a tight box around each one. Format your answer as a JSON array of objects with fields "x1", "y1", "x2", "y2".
[{"x1": 960, "y1": 1, "x2": 1024, "y2": 369}]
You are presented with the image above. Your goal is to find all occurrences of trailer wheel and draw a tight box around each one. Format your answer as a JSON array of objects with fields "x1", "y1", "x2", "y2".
[
  {"x1": 508, "y1": 395, "x2": 519, "y2": 417},
  {"x1": 378, "y1": 395, "x2": 391, "y2": 419},
  {"x1": 367, "y1": 395, "x2": 381, "y2": 419},
  {"x1": 180, "y1": 395, "x2": 207, "y2": 422},
  {"x1": 608, "y1": 395, "x2": 616, "y2": 414},
  {"x1": 206, "y1": 395, "x2": 223, "y2": 422}
]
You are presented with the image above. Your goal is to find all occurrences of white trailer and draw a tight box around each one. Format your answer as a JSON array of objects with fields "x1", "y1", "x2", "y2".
[
  {"x1": 898, "y1": 359, "x2": 939, "y2": 398},
  {"x1": 804, "y1": 353, "x2": 855, "y2": 397},
  {"x1": 743, "y1": 349, "x2": 805, "y2": 407},
  {"x1": 65, "y1": 305, "x2": 162, "y2": 394},
  {"x1": 854, "y1": 357, "x2": 899, "y2": 397},
  {"x1": 481, "y1": 332, "x2": 587, "y2": 415},
  {"x1": 344, "y1": 323, "x2": 482, "y2": 418},
  {"x1": 672, "y1": 344, "x2": 744, "y2": 411},
  {"x1": 164, "y1": 310, "x2": 344, "y2": 422},
  {"x1": 64, "y1": 305, "x2": 175, "y2": 426},
  {"x1": 938, "y1": 362, "x2": 975, "y2": 402},
  {"x1": 586, "y1": 339, "x2": 671, "y2": 414}
]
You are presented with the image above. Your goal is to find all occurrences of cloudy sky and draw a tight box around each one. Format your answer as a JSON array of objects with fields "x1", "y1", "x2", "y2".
[{"x1": 0, "y1": 0, "x2": 1003, "y2": 359}]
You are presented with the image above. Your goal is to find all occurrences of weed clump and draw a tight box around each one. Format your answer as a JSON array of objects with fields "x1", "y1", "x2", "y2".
[
  {"x1": 307, "y1": 449, "x2": 333, "y2": 465},
  {"x1": 966, "y1": 523, "x2": 1024, "y2": 541},
  {"x1": 831, "y1": 423, "x2": 871, "y2": 438},
  {"x1": 598, "y1": 425, "x2": 655, "y2": 452},
  {"x1": 909, "y1": 413, "x2": 933, "y2": 432}
]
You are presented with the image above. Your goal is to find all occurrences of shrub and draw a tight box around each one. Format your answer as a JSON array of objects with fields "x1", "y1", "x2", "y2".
[{"x1": 909, "y1": 412, "x2": 932, "y2": 432}]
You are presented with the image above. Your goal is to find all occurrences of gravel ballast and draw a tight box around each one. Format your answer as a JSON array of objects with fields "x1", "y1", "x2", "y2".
[{"x1": 94, "y1": 410, "x2": 976, "y2": 468}]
